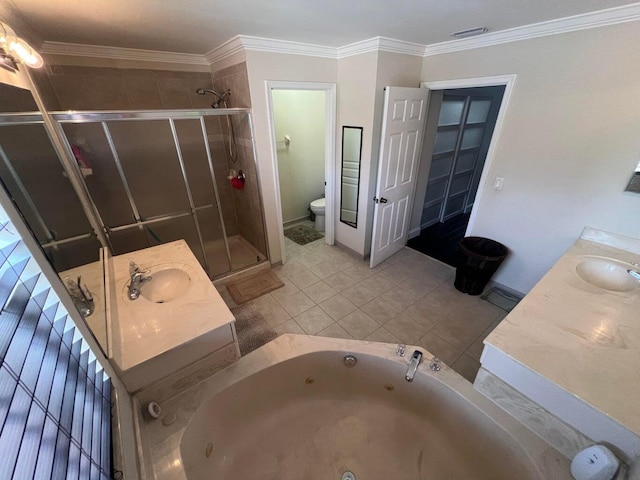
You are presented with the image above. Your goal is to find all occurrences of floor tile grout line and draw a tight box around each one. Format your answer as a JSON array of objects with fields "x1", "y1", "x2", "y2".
[{"x1": 239, "y1": 236, "x2": 498, "y2": 383}]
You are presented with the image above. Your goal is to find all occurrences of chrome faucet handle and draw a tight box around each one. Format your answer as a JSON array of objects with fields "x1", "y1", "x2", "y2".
[
  {"x1": 396, "y1": 343, "x2": 406, "y2": 357},
  {"x1": 129, "y1": 261, "x2": 150, "y2": 276},
  {"x1": 405, "y1": 350, "x2": 423, "y2": 382},
  {"x1": 430, "y1": 357, "x2": 442, "y2": 372},
  {"x1": 129, "y1": 260, "x2": 140, "y2": 276}
]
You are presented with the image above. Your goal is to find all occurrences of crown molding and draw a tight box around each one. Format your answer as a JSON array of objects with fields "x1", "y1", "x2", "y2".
[
  {"x1": 204, "y1": 36, "x2": 244, "y2": 65},
  {"x1": 39, "y1": 4, "x2": 640, "y2": 66},
  {"x1": 425, "y1": 3, "x2": 640, "y2": 56},
  {"x1": 338, "y1": 37, "x2": 426, "y2": 58},
  {"x1": 206, "y1": 35, "x2": 336, "y2": 64},
  {"x1": 207, "y1": 35, "x2": 426, "y2": 63},
  {"x1": 40, "y1": 41, "x2": 209, "y2": 65},
  {"x1": 241, "y1": 35, "x2": 337, "y2": 58}
]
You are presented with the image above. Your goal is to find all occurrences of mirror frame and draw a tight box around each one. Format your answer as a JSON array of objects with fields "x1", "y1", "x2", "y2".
[
  {"x1": 625, "y1": 162, "x2": 640, "y2": 193},
  {"x1": 340, "y1": 126, "x2": 363, "y2": 228}
]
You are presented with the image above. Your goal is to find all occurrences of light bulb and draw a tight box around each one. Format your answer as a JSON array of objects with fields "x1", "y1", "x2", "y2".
[
  {"x1": 8, "y1": 36, "x2": 43, "y2": 68},
  {"x1": 0, "y1": 22, "x2": 8, "y2": 45}
]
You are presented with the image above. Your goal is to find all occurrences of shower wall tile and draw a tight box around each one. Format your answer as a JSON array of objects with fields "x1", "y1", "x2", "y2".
[
  {"x1": 212, "y1": 62, "x2": 252, "y2": 110},
  {"x1": 231, "y1": 144, "x2": 267, "y2": 258},
  {"x1": 48, "y1": 74, "x2": 89, "y2": 110},
  {"x1": 213, "y1": 62, "x2": 266, "y2": 258},
  {"x1": 30, "y1": 69, "x2": 62, "y2": 110},
  {"x1": 83, "y1": 75, "x2": 130, "y2": 109},
  {"x1": 0, "y1": 83, "x2": 38, "y2": 112},
  {"x1": 157, "y1": 77, "x2": 194, "y2": 109},
  {"x1": 122, "y1": 76, "x2": 163, "y2": 109},
  {"x1": 41, "y1": 63, "x2": 215, "y2": 111}
]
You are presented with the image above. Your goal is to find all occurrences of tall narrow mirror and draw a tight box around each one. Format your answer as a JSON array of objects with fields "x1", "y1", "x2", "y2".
[{"x1": 340, "y1": 126, "x2": 363, "y2": 228}]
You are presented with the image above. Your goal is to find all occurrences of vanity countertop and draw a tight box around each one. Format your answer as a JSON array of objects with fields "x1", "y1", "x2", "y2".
[
  {"x1": 109, "y1": 240, "x2": 235, "y2": 371},
  {"x1": 485, "y1": 228, "x2": 640, "y2": 436}
]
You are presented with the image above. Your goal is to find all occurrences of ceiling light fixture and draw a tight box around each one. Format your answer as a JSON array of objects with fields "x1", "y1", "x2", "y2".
[
  {"x1": 0, "y1": 21, "x2": 43, "y2": 69},
  {"x1": 450, "y1": 26, "x2": 489, "y2": 39}
]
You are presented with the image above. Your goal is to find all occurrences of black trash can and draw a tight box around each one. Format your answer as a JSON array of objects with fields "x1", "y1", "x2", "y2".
[{"x1": 455, "y1": 237, "x2": 508, "y2": 295}]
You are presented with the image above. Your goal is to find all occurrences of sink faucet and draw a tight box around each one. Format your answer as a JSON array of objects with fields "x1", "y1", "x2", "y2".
[
  {"x1": 65, "y1": 276, "x2": 94, "y2": 318},
  {"x1": 405, "y1": 350, "x2": 423, "y2": 382},
  {"x1": 128, "y1": 261, "x2": 152, "y2": 300}
]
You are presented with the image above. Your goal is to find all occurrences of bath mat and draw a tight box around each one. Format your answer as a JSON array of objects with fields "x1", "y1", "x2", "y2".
[
  {"x1": 481, "y1": 287, "x2": 522, "y2": 312},
  {"x1": 284, "y1": 225, "x2": 323, "y2": 246},
  {"x1": 226, "y1": 269, "x2": 284, "y2": 305},
  {"x1": 231, "y1": 303, "x2": 278, "y2": 356}
]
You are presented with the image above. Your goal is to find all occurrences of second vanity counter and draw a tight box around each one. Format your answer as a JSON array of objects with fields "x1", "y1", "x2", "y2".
[
  {"x1": 107, "y1": 240, "x2": 238, "y2": 391},
  {"x1": 482, "y1": 228, "x2": 640, "y2": 456}
]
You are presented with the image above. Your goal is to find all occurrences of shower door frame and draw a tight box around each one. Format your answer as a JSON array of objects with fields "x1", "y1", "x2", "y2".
[{"x1": 0, "y1": 108, "x2": 270, "y2": 278}]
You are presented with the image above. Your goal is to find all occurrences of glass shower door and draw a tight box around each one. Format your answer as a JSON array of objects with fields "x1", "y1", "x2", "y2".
[
  {"x1": 0, "y1": 124, "x2": 101, "y2": 270},
  {"x1": 61, "y1": 116, "x2": 233, "y2": 278}
]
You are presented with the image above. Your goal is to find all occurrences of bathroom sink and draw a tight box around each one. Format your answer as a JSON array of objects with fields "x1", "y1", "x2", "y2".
[
  {"x1": 137, "y1": 266, "x2": 191, "y2": 303},
  {"x1": 575, "y1": 256, "x2": 640, "y2": 292}
]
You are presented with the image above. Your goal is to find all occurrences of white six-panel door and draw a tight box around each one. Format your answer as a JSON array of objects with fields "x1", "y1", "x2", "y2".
[{"x1": 370, "y1": 87, "x2": 430, "y2": 267}]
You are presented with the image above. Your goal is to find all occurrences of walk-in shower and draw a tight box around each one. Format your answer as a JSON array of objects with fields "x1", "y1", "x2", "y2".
[{"x1": 0, "y1": 106, "x2": 268, "y2": 279}]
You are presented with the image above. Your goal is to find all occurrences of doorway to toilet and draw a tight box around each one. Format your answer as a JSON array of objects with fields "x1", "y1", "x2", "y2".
[{"x1": 266, "y1": 82, "x2": 336, "y2": 262}]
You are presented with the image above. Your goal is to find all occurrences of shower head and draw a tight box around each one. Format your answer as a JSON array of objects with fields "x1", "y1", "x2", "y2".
[{"x1": 195, "y1": 87, "x2": 231, "y2": 109}]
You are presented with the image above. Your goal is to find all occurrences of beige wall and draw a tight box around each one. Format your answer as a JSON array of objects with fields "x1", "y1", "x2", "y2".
[
  {"x1": 245, "y1": 51, "x2": 338, "y2": 264},
  {"x1": 335, "y1": 52, "x2": 378, "y2": 254},
  {"x1": 421, "y1": 22, "x2": 640, "y2": 293},
  {"x1": 273, "y1": 90, "x2": 326, "y2": 224},
  {"x1": 335, "y1": 51, "x2": 423, "y2": 257},
  {"x1": 365, "y1": 52, "x2": 423, "y2": 255}
]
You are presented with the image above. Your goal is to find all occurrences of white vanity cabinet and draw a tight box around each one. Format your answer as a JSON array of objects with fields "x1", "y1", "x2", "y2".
[
  {"x1": 106, "y1": 240, "x2": 240, "y2": 392},
  {"x1": 477, "y1": 227, "x2": 640, "y2": 462}
]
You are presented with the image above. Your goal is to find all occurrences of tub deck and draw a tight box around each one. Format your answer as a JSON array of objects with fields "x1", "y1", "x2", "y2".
[{"x1": 134, "y1": 335, "x2": 570, "y2": 479}]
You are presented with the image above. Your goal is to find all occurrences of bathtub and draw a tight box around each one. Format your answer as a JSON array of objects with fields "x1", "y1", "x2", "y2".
[{"x1": 135, "y1": 334, "x2": 570, "y2": 479}]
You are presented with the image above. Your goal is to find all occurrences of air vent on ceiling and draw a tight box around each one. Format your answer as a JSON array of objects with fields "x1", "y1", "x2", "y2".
[{"x1": 450, "y1": 26, "x2": 489, "y2": 39}]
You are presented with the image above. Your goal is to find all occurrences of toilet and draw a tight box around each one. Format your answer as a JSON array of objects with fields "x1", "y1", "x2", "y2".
[{"x1": 309, "y1": 198, "x2": 325, "y2": 232}]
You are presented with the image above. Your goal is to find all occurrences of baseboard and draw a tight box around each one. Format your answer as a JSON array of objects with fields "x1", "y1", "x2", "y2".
[
  {"x1": 283, "y1": 216, "x2": 311, "y2": 228},
  {"x1": 485, "y1": 280, "x2": 525, "y2": 299},
  {"x1": 408, "y1": 227, "x2": 421, "y2": 239},
  {"x1": 334, "y1": 239, "x2": 367, "y2": 261}
]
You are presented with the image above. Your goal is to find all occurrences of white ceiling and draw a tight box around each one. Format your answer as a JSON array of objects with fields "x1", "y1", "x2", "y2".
[{"x1": 5, "y1": 0, "x2": 640, "y2": 54}]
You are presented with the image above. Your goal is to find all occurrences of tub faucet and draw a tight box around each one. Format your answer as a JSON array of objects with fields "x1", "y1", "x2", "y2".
[
  {"x1": 405, "y1": 350, "x2": 423, "y2": 382},
  {"x1": 128, "y1": 261, "x2": 152, "y2": 300}
]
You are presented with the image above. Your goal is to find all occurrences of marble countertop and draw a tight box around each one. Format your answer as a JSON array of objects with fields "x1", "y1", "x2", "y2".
[
  {"x1": 485, "y1": 228, "x2": 640, "y2": 436},
  {"x1": 109, "y1": 240, "x2": 235, "y2": 371}
]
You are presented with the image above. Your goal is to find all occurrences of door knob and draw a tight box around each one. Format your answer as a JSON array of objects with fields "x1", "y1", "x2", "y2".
[{"x1": 379, "y1": 197, "x2": 388, "y2": 203}]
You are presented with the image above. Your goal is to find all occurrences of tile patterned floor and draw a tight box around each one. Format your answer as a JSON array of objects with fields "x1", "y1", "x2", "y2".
[{"x1": 218, "y1": 235, "x2": 507, "y2": 383}]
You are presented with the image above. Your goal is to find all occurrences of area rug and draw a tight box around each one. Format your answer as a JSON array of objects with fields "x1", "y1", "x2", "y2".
[
  {"x1": 231, "y1": 303, "x2": 278, "y2": 356},
  {"x1": 226, "y1": 269, "x2": 284, "y2": 305},
  {"x1": 284, "y1": 225, "x2": 323, "y2": 246}
]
